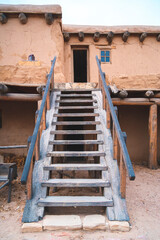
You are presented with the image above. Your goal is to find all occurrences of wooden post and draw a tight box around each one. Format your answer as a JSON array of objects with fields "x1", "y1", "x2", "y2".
[
  {"x1": 120, "y1": 132, "x2": 127, "y2": 199},
  {"x1": 106, "y1": 101, "x2": 110, "y2": 129},
  {"x1": 149, "y1": 104, "x2": 158, "y2": 169},
  {"x1": 26, "y1": 155, "x2": 33, "y2": 200},
  {"x1": 42, "y1": 90, "x2": 46, "y2": 130},
  {"x1": 46, "y1": 91, "x2": 50, "y2": 110},
  {"x1": 35, "y1": 110, "x2": 40, "y2": 161},
  {"x1": 113, "y1": 107, "x2": 118, "y2": 160}
]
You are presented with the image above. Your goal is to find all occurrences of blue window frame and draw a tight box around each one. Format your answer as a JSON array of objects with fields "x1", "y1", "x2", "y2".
[{"x1": 101, "y1": 50, "x2": 110, "y2": 63}]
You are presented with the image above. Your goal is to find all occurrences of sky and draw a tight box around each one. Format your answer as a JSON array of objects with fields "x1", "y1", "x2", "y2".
[{"x1": 0, "y1": 0, "x2": 160, "y2": 26}]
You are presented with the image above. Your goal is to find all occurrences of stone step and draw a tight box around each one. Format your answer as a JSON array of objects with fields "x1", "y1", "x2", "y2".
[
  {"x1": 54, "y1": 113, "x2": 99, "y2": 117},
  {"x1": 44, "y1": 163, "x2": 107, "y2": 171},
  {"x1": 46, "y1": 151, "x2": 106, "y2": 157},
  {"x1": 52, "y1": 121, "x2": 101, "y2": 126},
  {"x1": 50, "y1": 130, "x2": 102, "y2": 135},
  {"x1": 49, "y1": 140, "x2": 103, "y2": 145},
  {"x1": 38, "y1": 196, "x2": 113, "y2": 207},
  {"x1": 41, "y1": 179, "x2": 110, "y2": 188}
]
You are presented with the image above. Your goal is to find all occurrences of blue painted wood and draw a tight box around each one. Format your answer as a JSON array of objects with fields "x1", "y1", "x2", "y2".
[
  {"x1": 96, "y1": 55, "x2": 135, "y2": 181},
  {"x1": 21, "y1": 57, "x2": 56, "y2": 185}
]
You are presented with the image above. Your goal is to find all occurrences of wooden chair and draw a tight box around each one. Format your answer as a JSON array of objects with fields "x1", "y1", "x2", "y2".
[{"x1": 0, "y1": 163, "x2": 17, "y2": 203}]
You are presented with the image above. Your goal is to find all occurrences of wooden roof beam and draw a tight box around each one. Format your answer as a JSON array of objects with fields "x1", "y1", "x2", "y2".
[
  {"x1": 139, "y1": 32, "x2": 147, "y2": 42},
  {"x1": 107, "y1": 31, "x2": 114, "y2": 44},
  {"x1": 122, "y1": 31, "x2": 130, "y2": 42}
]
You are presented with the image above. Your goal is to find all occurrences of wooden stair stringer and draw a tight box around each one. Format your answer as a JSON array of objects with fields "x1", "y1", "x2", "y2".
[
  {"x1": 22, "y1": 91, "x2": 60, "y2": 223},
  {"x1": 95, "y1": 90, "x2": 130, "y2": 221}
]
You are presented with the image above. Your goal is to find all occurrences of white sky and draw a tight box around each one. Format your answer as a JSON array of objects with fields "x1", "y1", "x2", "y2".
[{"x1": 0, "y1": 0, "x2": 160, "y2": 26}]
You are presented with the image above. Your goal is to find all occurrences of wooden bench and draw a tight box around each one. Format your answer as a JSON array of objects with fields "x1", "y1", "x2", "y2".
[{"x1": 0, "y1": 163, "x2": 17, "y2": 203}]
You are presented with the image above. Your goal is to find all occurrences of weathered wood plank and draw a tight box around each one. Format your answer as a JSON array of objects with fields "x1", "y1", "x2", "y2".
[
  {"x1": 38, "y1": 196, "x2": 113, "y2": 207},
  {"x1": 52, "y1": 121, "x2": 101, "y2": 125},
  {"x1": 41, "y1": 179, "x2": 110, "y2": 187},
  {"x1": 148, "y1": 104, "x2": 158, "y2": 169},
  {"x1": 55, "y1": 106, "x2": 98, "y2": 109},
  {"x1": 0, "y1": 93, "x2": 41, "y2": 101},
  {"x1": 57, "y1": 94, "x2": 96, "y2": 97},
  {"x1": 50, "y1": 130, "x2": 102, "y2": 135},
  {"x1": 47, "y1": 151, "x2": 106, "y2": 157},
  {"x1": 44, "y1": 163, "x2": 107, "y2": 171},
  {"x1": 54, "y1": 113, "x2": 99, "y2": 117},
  {"x1": 49, "y1": 140, "x2": 104, "y2": 145},
  {"x1": 56, "y1": 99, "x2": 97, "y2": 103}
]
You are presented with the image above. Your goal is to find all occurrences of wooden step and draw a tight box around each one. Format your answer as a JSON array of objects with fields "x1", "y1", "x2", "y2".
[
  {"x1": 54, "y1": 113, "x2": 99, "y2": 117},
  {"x1": 49, "y1": 140, "x2": 104, "y2": 145},
  {"x1": 44, "y1": 163, "x2": 107, "y2": 171},
  {"x1": 38, "y1": 196, "x2": 113, "y2": 207},
  {"x1": 47, "y1": 151, "x2": 106, "y2": 157},
  {"x1": 50, "y1": 130, "x2": 102, "y2": 135},
  {"x1": 54, "y1": 89, "x2": 100, "y2": 92},
  {"x1": 41, "y1": 179, "x2": 110, "y2": 187},
  {"x1": 56, "y1": 99, "x2": 97, "y2": 103},
  {"x1": 52, "y1": 121, "x2": 101, "y2": 126},
  {"x1": 57, "y1": 94, "x2": 96, "y2": 97},
  {"x1": 55, "y1": 106, "x2": 98, "y2": 109}
]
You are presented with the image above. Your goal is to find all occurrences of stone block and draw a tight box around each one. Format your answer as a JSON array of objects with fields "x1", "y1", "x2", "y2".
[
  {"x1": 83, "y1": 215, "x2": 106, "y2": 230},
  {"x1": 109, "y1": 221, "x2": 130, "y2": 232},
  {"x1": 21, "y1": 222, "x2": 43, "y2": 233},
  {"x1": 43, "y1": 215, "x2": 82, "y2": 230}
]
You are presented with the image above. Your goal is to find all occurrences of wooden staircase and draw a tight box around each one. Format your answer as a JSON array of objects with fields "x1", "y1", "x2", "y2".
[{"x1": 37, "y1": 90, "x2": 114, "y2": 209}]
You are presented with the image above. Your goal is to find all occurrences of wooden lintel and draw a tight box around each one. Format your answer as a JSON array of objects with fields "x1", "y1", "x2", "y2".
[
  {"x1": 148, "y1": 104, "x2": 157, "y2": 169},
  {"x1": 112, "y1": 98, "x2": 154, "y2": 106},
  {"x1": 18, "y1": 12, "x2": 27, "y2": 24},
  {"x1": 78, "y1": 32, "x2": 84, "y2": 41},
  {"x1": 0, "y1": 93, "x2": 41, "y2": 101},
  {"x1": 122, "y1": 31, "x2": 130, "y2": 42},
  {"x1": 45, "y1": 13, "x2": 54, "y2": 25},
  {"x1": 139, "y1": 32, "x2": 147, "y2": 42}
]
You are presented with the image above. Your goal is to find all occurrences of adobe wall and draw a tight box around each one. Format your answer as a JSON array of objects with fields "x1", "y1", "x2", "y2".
[
  {"x1": 64, "y1": 34, "x2": 160, "y2": 89},
  {"x1": 0, "y1": 101, "x2": 36, "y2": 156},
  {"x1": 0, "y1": 15, "x2": 65, "y2": 86}
]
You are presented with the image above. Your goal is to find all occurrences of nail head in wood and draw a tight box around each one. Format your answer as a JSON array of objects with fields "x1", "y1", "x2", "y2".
[
  {"x1": 107, "y1": 31, "x2": 114, "y2": 44},
  {"x1": 0, "y1": 13, "x2": 7, "y2": 24},
  {"x1": 45, "y1": 13, "x2": 54, "y2": 25},
  {"x1": 78, "y1": 32, "x2": 84, "y2": 41},
  {"x1": 18, "y1": 13, "x2": 27, "y2": 24},
  {"x1": 122, "y1": 31, "x2": 130, "y2": 42},
  {"x1": 63, "y1": 32, "x2": 70, "y2": 42},
  {"x1": 139, "y1": 32, "x2": 147, "y2": 42},
  {"x1": 93, "y1": 32, "x2": 100, "y2": 42}
]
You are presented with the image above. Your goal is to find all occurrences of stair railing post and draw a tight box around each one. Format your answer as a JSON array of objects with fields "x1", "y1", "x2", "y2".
[
  {"x1": 106, "y1": 101, "x2": 111, "y2": 129},
  {"x1": 46, "y1": 89, "x2": 50, "y2": 110},
  {"x1": 35, "y1": 110, "x2": 40, "y2": 161},
  {"x1": 51, "y1": 60, "x2": 54, "y2": 90},
  {"x1": 102, "y1": 72, "x2": 106, "y2": 110},
  {"x1": 120, "y1": 132, "x2": 127, "y2": 199},
  {"x1": 42, "y1": 88, "x2": 46, "y2": 131},
  {"x1": 26, "y1": 138, "x2": 33, "y2": 200},
  {"x1": 113, "y1": 107, "x2": 118, "y2": 161}
]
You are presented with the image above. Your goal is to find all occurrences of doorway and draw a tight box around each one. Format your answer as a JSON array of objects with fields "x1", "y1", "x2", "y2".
[{"x1": 73, "y1": 49, "x2": 87, "y2": 82}]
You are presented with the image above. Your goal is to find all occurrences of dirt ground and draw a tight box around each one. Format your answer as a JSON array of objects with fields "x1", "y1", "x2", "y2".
[{"x1": 0, "y1": 164, "x2": 160, "y2": 240}]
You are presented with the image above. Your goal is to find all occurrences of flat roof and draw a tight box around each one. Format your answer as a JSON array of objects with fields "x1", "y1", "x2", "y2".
[
  {"x1": 63, "y1": 24, "x2": 160, "y2": 34},
  {"x1": 0, "y1": 4, "x2": 62, "y2": 15}
]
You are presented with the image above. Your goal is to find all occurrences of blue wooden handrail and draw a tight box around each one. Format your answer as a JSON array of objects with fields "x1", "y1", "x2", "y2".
[
  {"x1": 21, "y1": 56, "x2": 56, "y2": 184},
  {"x1": 96, "y1": 56, "x2": 135, "y2": 180}
]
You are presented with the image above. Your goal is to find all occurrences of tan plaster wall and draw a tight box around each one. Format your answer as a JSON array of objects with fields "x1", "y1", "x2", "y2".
[
  {"x1": 64, "y1": 35, "x2": 160, "y2": 89},
  {"x1": 0, "y1": 17, "x2": 65, "y2": 85},
  {"x1": 0, "y1": 101, "x2": 36, "y2": 155}
]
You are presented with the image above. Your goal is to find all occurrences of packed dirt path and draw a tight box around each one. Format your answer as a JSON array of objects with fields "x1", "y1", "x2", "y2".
[{"x1": 0, "y1": 165, "x2": 160, "y2": 240}]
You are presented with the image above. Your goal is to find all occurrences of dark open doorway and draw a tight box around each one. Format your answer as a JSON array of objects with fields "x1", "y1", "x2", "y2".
[{"x1": 73, "y1": 49, "x2": 87, "y2": 82}]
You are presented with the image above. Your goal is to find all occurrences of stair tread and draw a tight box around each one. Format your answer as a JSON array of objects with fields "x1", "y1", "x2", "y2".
[
  {"x1": 52, "y1": 121, "x2": 100, "y2": 125},
  {"x1": 56, "y1": 99, "x2": 97, "y2": 103},
  {"x1": 41, "y1": 178, "x2": 110, "y2": 187},
  {"x1": 47, "y1": 151, "x2": 106, "y2": 157},
  {"x1": 57, "y1": 94, "x2": 96, "y2": 97},
  {"x1": 49, "y1": 140, "x2": 103, "y2": 145},
  {"x1": 54, "y1": 113, "x2": 99, "y2": 117},
  {"x1": 50, "y1": 130, "x2": 102, "y2": 135},
  {"x1": 44, "y1": 163, "x2": 107, "y2": 171},
  {"x1": 55, "y1": 106, "x2": 98, "y2": 109},
  {"x1": 38, "y1": 196, "x2": 113, "y2": 207}
]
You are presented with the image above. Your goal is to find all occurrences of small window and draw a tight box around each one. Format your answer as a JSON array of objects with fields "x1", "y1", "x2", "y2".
[
  {"x1": 101, "y1": 50, "x2": 110, "y2": 63},
  {"x1": 0, "y1": 110, "x2": 2, "y2": 128}
]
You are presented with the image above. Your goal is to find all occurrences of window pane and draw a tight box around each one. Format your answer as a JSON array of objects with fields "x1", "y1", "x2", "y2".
[
  {"x1": 105, "y1": 51, "x2": 110, "y2": 57},
  {"x1": 106, "y1": 57, "x2": 110, "y2": 62},
  {"x1": 101, "y1": 51, "x2": 105, "y2": 56},
  {"x1": 101, "y1": 56, "x2": 105, "y2": 62}
]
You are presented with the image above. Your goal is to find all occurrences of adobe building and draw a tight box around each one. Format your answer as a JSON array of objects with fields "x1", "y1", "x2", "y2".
[{"x1": 0, "y1": 4, "x2": 160, "y2": 167}]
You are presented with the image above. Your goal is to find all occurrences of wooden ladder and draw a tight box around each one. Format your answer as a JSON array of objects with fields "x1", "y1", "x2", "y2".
[{"x1": 37, "y1": 90, "x2": 113, "y2": 209}]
